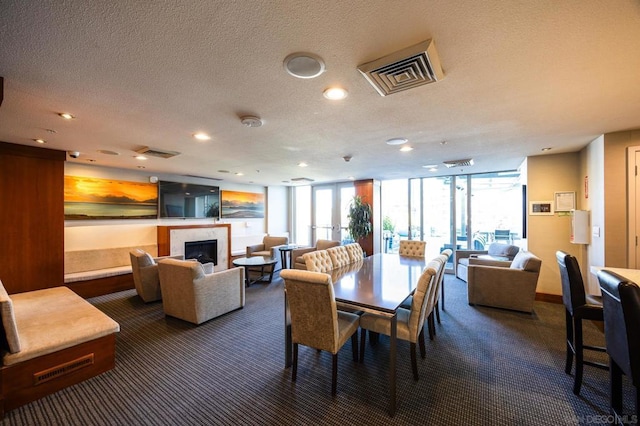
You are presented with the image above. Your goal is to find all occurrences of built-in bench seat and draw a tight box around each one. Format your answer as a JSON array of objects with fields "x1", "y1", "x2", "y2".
[
  {"x1": 64, "y1": 244, "x2": 157, "y2": 297},
  {"x1": 0, "y1": 282, "x2": 120, "y2": 417}
]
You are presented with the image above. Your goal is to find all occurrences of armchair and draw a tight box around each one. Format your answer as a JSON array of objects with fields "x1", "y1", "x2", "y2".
[
  {"x1": 157, "y1": 258, "x2": 245, "y2": 325},
  {"x1": 455, "y1": 242, "x2": 520, "y2": 282},
  {"x1": 467, "y1": 250, "x2": 542, "y2": 313},
  {"x1": 291, "y1": 239, "x2": 340, "y2": 270},
  {"x1": 246, "y1": 235, "x2": 289, "y2": 271},
  {"x1": 129, "y1": 249, "x2": 185, "y2": 303}
]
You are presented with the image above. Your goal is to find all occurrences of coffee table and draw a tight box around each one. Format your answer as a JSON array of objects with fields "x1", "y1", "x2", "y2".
[{"x1": 232, "y1": 256, "x2": 278, "y2": 286}]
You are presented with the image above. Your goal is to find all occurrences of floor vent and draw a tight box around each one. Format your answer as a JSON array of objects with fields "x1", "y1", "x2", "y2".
[
  {"x1": 135, "y1": 146, "x2": 181, "y2": 159},
  {"x1": 358, "y1": 39, "x2": 444, "y2": 97},
  {"x1": 33, "y1": 354, "x2": 94, "y2": 386}
]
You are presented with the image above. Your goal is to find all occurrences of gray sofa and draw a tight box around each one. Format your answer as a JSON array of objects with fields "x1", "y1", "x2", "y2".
[
  {"x1": 455, "y1": 243, "x2": 520, "y2": 282},
  {"x1": 467, "y1": 250, "x2": 542, "y2": 313}
]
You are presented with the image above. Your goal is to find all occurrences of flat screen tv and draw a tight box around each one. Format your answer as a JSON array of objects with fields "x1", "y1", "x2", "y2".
[{"x1": 158, "y1": 180, "x2": 220, "y2": 219}]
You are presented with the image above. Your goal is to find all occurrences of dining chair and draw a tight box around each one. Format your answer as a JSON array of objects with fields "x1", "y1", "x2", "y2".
[
  {"x1": 398, "y1": 240, "x2": 426, "y2": 257},
  {"x1": 556, "y1": 251, "x2": 607, "y2": 395},
  {"x1": 432, "y1": 249, "x2": 453, "y2": 328},
  {"x1": 345, "y1": 243, "x2": 364, "y2": 262},
  {"x1": 327, "y1": 246, "x2": 350, "y2": 268},
  {"x1": 302, "y1": 250, "x2": 333, "y2": 273},
  {"x1": 359, "y1": 260, "x2": 439, "y2": 380},
  {"x1": 280, "y1": 269, "x2": 360, "y2": 396},
  {"x1": 597, "y1": 270, "x2": 640, "y2": 421}
]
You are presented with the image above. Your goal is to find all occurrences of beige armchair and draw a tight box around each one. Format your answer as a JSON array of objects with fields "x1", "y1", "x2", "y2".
[
  {"x1": 455, "y1": 243, "x2": 520, "y2": 282},
  {"x1": 129, "y1": 249, "x2": 185, "y2": 303},
  {"x1": 291, "y1": 239, "x2": 340, "y2": 270},
  {"x1": 157, "y1": 258, "x2": 245, "y2": 325},
  {"x1": 467, "y1": 250, "x2": 542, "y2": 313},
  {"x1": 246, "y1": 235, "x2": 289, "y2": 272}
]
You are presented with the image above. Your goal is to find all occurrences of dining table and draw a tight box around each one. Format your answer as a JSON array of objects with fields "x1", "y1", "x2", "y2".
[{"x1": 283, "y1": 252, "x2": 427, "y2": 416}]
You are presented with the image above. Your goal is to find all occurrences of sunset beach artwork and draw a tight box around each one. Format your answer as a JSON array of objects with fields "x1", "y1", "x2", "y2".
[
  {"x1": 221, "y1": 190, "x2": 265, "y2": 218},
  {"x1": 64, "y1": 176, "x2": 158, "y2": 219}
]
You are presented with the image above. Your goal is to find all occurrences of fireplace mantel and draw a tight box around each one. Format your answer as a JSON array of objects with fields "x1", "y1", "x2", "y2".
[{"x1": 157, "y1": 224, "x2": 231, "y2": 270}]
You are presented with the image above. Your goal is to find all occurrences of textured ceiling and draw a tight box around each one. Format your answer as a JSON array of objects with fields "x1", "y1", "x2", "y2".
[{"x1": 1, "y1": 1, "x2": 640, "y2": 185}]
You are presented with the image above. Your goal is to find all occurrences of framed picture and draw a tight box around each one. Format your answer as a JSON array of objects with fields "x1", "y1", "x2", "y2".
[
  {"x1": 529, "y1": 201, "x2": 554, "y2": 216},
  {"x1": 221, "y1": 190, "x2": 265, "y2": 218},
  {"x1": 554, "y1": 191, "x2": 576, "y2": 212}
]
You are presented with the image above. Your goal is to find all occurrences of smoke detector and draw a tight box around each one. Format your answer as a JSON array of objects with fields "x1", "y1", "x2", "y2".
[{"x1": 240, "y1": 116, "x2": 263, "y2": 127}]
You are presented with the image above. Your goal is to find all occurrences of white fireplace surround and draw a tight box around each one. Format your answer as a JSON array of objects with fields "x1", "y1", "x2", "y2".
[{"x1": 168, "y1": 227, "x2": 229, "y2": 270}]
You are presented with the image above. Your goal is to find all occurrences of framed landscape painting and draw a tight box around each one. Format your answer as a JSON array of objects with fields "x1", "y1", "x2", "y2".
[
  {"x1": 64, "y1": 176, "x2": 158, "y2": 220},
  {"x1": 221, "y1": 190, "x2": 265, "y2": 218}
]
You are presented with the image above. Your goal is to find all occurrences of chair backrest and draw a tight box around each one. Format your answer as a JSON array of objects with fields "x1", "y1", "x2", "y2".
[
  {"x1": 399, "y1": 240, "x2": 426, "y2": 257},
  {"x1": 316, "y1": 239, "x2": 340, "y2": 251},
  {"x1": 158, "y1": 258, "x2": 206, "y2": 284},
  {"x1": 280, "y1": 269, "x2": 339, "y2": 353},
  {"x1": 263, "y1": 235, "x2": 289, "y2": 250},
  {"x1": 407, "y1": 260, "x2": 439, "y2": 340},
  {"x1": 303, "y1": 250, "x2": 333, "y2": 273},
  {"x1": 130, "y1": 249, "x2": 157, "y2": 294},
  {"x1": 327, "y1": 246, "x2": 350, "y2": 268},
  {"x1": 598, "y1": 270, "x2": 636, "y2": 381},
  {"x1": 344, "y1": 243, "x2": 364, "y2": 262},
  {"x1": 556, "y1": 251, "x2": 586, "y2": 314}
]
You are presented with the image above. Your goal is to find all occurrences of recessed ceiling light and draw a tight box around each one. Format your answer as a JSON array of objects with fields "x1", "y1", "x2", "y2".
[
  {"x1": 422, "y1": 164, "x2": 437, "y2": 168},
  {"x1": 33, "y1": 139, "x2": 46, "y2": 144},
  {"x1": 400, "y1": 146, "x2": 413, "y2": 152},
  {"x1": 135, "y1": 155, "x2": 147, "y2": 160},
  {"x1": 386, "y1": 137, "x2": 408, "y2": 146},
  {"x1": 428, "y1": 167, "x2": 438, "y2": 172},
  {"x1": 235, "y1": 172, "x2": 244, "y2": 176},
  {"x1": 348, "y1": 176, "x2": 355, "y2": 180},
  {"x1": 298, "y1": 162, "x2": 308, "y2": 167},
  {"x1": 58, "y1": 112, "x2": 75, "y2": 120},
  {"x1": 97, "y1": 149, "x2": 120, "y2": 155},
  {"x1": 323, "y1": 87, "x2": 348, "y2": 100},
  {"x1": 284, "y1": 52, "x2": 325, "y2": 79},
  {"x1": 193, "y1": 132, "x2": 211, "y2": 141},
  {"x1": 541, "y1": 147, "x2": 552, "y2": 151}
]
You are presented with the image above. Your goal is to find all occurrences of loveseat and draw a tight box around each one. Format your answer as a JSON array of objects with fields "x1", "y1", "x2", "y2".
[
  {"x1": 455, "y1": 243, "x2": 520, "y2": 282},
  {"x1": 467, "y1": 250, "x2": 542, "y2": 313},
  {"x1": 0, "y1": 280, "x2": 120, "y2": 416},
  {"x1": 291, "y1": 240, "x2": 341, "y2": 270}
]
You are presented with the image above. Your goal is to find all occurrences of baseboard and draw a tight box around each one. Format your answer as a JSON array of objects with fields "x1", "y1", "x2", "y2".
[
  {"x1": 66, "y1": 273, "x2": 134, "y2": 298},
  {"x1": 535, "y1": 292, "x2": 562, "y2": 304}
]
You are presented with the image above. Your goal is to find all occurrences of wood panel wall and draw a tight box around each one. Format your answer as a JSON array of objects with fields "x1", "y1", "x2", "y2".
[{"x1": 0, "y1": 142, "x2": 66, "y2": 294}]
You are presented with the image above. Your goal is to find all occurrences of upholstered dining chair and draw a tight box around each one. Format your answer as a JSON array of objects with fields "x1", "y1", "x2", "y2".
[
  {"x1": 303, "y1": 250, "x2": 333, "y2": 273},
  {"x1": 556, "y1": 251, "x2": 607, "y2": 395},
  {"x1": 280, "y1": 269, "x2": 360, "y2": 396},
  {"x1": 344, "y1": 243, "x2": 364, "y2": 263},
  {"x1": 129, "y1": 249, "x2": 185, "y2": 303},
  {"x1": 327, "y1": 246, "x2": 350, "y2": 268},
  {"x1": 398, "y1": 240, "x2": 426, "y2": 257},
  {"x1": 359, "y1": 260, "x2": 439, "y2": 380},
  {"x1": 431, "y1": 249, "x2": 452, "y2": 329},
  {"x1": 598, "y1": 270, "x2": 640, "y2": 421}
]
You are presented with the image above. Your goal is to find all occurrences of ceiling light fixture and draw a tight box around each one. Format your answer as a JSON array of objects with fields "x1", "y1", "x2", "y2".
[
  {"x1": 240, "y1": 116, "x2": 263, "y2": 127},
  {"x1": 541, "y1": 147, "x2": 552, "y2": 151},
  {"x1": 386, "y1": 137, "x2": 408, "y2": 146},
  {"x1": 235, "y1": 172, "x2": 244, "y2": 176},
  {"x1": 298, "y1": 162, "x2": 308, "y2": 167},
  {"x1": 193, "y1": 132, "x2": 211, "y2": 140},
  {"x1": 323, "y1": 87, "x2": 348, "y2": 100},
  {"x1": 283, "y1": 52, "x2": 325, "y2": 79},
  {"x1": 400, "y1": 146, "x2": 413, "y2": 152},
  {"x1": 135, "y1": 155, "x2": 147, "y2": 160},
  {"x1": 422, "y1": 164, "x2": 437, "y2": 169},
  {"x1": 58, "y1": 112, "x2": 75, "y2": 120},
  {"x1": 33, "y1": 139, "x2": 46, "y2": 144}
]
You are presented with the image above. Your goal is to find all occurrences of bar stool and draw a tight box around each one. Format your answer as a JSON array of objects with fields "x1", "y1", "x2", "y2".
[{"x1": 556, "y1": 251, "x2": 608, "y2": 395}]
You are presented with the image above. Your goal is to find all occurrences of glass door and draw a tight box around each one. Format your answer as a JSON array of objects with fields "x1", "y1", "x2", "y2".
[{"x1": 312, "y1": 183, "x2": 355, "y2": 244}]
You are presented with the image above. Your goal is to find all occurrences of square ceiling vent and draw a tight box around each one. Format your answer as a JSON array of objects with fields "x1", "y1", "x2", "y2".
[{"x1": 357, "y1": 39, "x2": 444, "y2": 96}]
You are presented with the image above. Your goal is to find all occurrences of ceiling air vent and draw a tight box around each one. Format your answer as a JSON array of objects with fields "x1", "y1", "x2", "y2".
[
  {"x1": 358, "y1": 39, "x2": 444, "y2": 97},
  {"x1": 443, "y1": 159, "x2": 474, "y2": 168},
  {"x1": 135, "y1": 146, "x2": 180, "y2": 159},
  {"x1": 291, "y1": 177, "x2": 315, "y2": 183}
]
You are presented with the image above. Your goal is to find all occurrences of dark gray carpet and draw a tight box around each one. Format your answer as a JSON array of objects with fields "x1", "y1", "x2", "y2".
[{"x1": 2, "y1": 274, "x2": 634, "y2": 425}]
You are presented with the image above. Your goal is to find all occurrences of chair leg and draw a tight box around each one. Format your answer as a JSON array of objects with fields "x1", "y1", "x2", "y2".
[
  {"x1": 565, "y1": 309, "x2": 574, "y2": 375},
  {"x1": 419, "y1": 327, "x2": 426, "y2": 359},
  {"x1": 410, "y1": 342, "x2": 419, "y2": 380},
  {"x1": 359, "y1": 328, "x2": 366, "y2": 363},
  {"x1": 351, "y1": 331, "x2": 358, "y2": 362},
  {"x1": 610, "y1": 359, "x2": 623, "y2": 419},
  {"x1": 441, "y1": 281, "x2": 446, "y2": 311},
  {"x1": 332, "y1": 353, "x2": 338, "y2": 395},
  {"x1": 428, "y1": 314, "x2": 435, "y2": 341},
  {"x1": 292, "y1": 343, "x2": 298, "y2": 382},
  {"x1": 435, "y1": 301, "x2": 441, "y2": 324},
  {"x1": 370, "y1": 330, "x2": 379, "y2": 346},
  {"x1": 573, "y1": 317, "x2": 584, "y2": 395}
]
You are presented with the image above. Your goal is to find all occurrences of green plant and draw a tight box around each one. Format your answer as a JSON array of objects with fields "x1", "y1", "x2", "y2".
[
  {"x1": 383, "y1": 215, "x2": 395, "y2": 233},
  {"x1": 347, "y1": 196, "x2": 373, "y2": 242}
]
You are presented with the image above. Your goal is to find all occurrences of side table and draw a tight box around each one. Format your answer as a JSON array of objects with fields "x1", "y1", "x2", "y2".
[{"x1": 278, "y1": 244, "x2": 298, "y2": 269}]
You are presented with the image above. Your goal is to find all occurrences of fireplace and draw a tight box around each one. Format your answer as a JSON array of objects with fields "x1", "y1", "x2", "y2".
[{"x1": 184, "y1": 239, "x2": 218, "y2": 265}]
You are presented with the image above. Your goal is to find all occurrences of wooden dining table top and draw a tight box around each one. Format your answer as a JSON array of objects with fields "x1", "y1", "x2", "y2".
[{"x1": 330, "y1": 253, "x2": 427, "y2": 314}]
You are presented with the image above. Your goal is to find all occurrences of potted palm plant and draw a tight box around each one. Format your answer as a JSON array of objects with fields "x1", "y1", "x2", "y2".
[{"x1": 347, "y1": 195, "x2": 373, "y2": 250}]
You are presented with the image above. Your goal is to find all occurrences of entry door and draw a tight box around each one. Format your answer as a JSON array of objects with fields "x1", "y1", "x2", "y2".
[{"x1": 312, "y1": 183, "x2": 355, "y2": 244}]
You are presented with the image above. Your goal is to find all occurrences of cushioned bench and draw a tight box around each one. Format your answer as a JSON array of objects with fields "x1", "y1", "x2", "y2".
[
  {"x1": 64, "y1": 244, "x2": 158, "y2": 297},
  {"x1": 0, "y1": 281, "x2": 120, "y2": 417}
]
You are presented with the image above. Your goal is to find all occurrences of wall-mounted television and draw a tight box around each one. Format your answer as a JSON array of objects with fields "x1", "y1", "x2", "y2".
[{"x1": 158, "y1": 180, "x2": 220, "y2": 219}]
